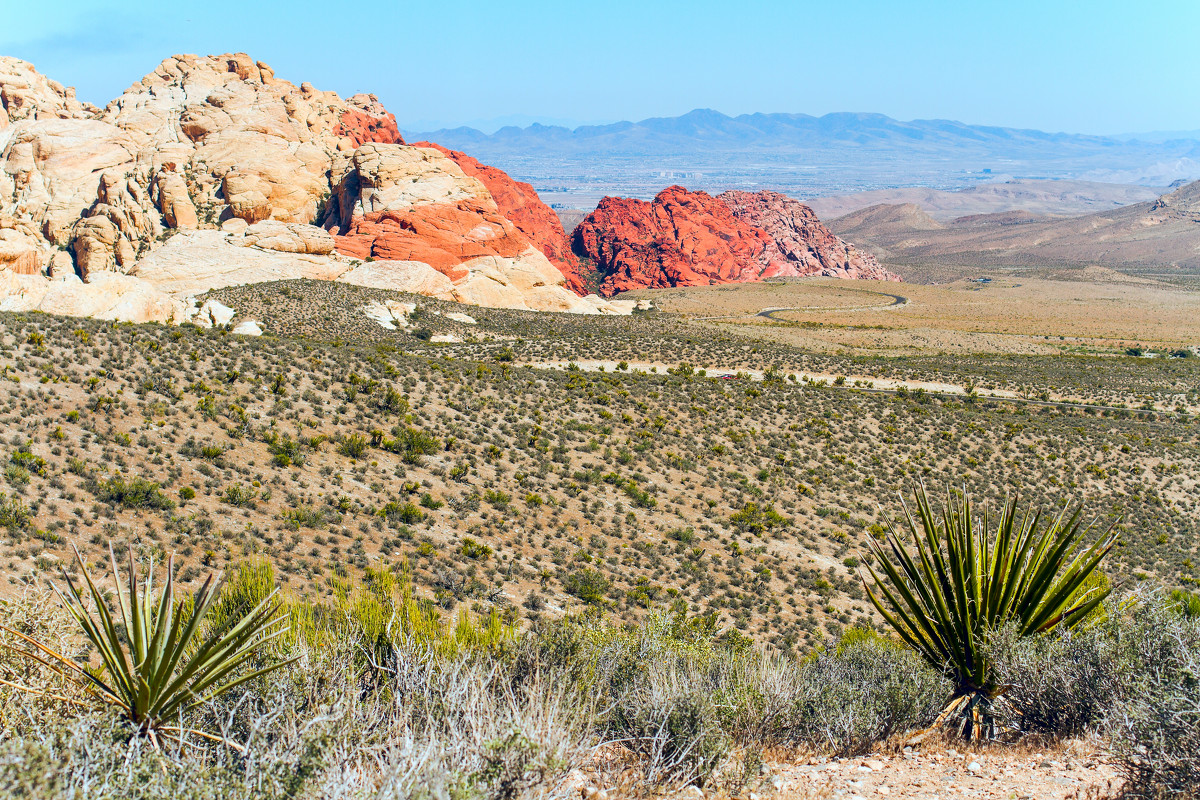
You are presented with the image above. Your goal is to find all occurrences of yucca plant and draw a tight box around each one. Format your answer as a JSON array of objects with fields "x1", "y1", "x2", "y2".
[
  {"x1": 3, "y1": 545, "x2": 295, "y2": 749},
  {"x1": 862, "y1": 487, "x2": 1117, "y2": 739}
]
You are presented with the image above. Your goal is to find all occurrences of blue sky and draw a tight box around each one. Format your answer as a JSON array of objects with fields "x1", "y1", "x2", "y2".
[{"x1": 3, "y1": 0, "x2": 1197, "y2": 134}]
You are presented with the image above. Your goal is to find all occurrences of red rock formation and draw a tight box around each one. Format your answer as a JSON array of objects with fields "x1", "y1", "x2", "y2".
[
  {"x1": 572, "y1": 186, "x2": 770, "y2": 295},
  {"x1": 333, "y1": 199, "x2": 532, "y2": 282},
  {"x1": 573, "y1": 186, "x2": 899, "y2": 295},
  {"x1": 337, "y1": 94, "x2": 405, "y2": 147},
  {"x1": 413, "y1": 141, "x2": 588, "y2": 294},
  {"x1": 719, "y1": 190, "x2": 899, "y2": 281}
]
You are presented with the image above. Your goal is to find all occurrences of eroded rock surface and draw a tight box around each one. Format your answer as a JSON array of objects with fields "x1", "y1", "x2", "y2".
[
  {"x1": 0, "y1": 53, "x2": 630, "y2": 319},
  {"x1": 414, "y1": 142, "x2": 588, "y2": 294},
  {"x1": 573, "y1": 186, "x2": 900, "y2": 295}
]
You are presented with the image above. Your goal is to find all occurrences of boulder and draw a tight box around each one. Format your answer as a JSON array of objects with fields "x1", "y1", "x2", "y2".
[
  {"x1": 155, "y1": 170, "x2": 198, "y2": 229},
  {"x1": 335, "y1": 260, "x2": 454, "y2": 297},
  {"x1": 197, "y1": 298, "x2": 236, "y2": 326},
  {"x1": 239, "y1": 220, "x2": 335, "y2": 254},
  {"x1": 0, "y1": 270, "x2": 185, "y2": 323},
  {"x1": 222, "y1": 171, "x2": 273, "y2": 223},
  {"x1": 0, "y1": 229, "x2": 45, "y2": 275},
  {"x1": 231, "y1": 319, "x2": 263, "y2": 336}
]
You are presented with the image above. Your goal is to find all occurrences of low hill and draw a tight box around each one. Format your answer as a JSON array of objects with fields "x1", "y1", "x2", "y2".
[
  {"x1": 806, "y1": 179, "x2": 1161, "y2": 222},
  {"x1": 831, "y1": 180, "x2": 1200, "y2": 276}
]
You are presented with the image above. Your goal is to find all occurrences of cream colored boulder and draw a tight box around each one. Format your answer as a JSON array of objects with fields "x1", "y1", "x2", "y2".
[
  {"x1": 130, "y1": 230, "x2": 344, "y2": 296},
  {"x1": 239, "y1": 220, "x2": 335, "y2": 254},
  {"x1": 0, "y1": 270, "x2": 185, "y2": 323},
  {"x1": 0, "y1": 229, "x2": 44, "y2": 274},
  {"x1": 334, "y1": 260, "x2": 454, "y2": 296},
  {"x1": 231, "y1": 319, "x2": 263, "y2": 336},
  {"x1": 342, "y1": 143, "x2": 489, "y2": 217},
  {"x1": 222, "y1": 171, "x2": 273, "y2": 223},
  {"x1": 155, "y1": 170, "x2": 198, "y2": 229}
]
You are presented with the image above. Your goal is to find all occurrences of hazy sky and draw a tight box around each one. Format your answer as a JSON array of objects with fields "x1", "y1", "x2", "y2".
[{"x1": 3, "y1": 0, "x2": 1197, "y2": 134}]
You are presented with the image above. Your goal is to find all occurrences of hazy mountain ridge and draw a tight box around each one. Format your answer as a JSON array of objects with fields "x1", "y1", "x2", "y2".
[{"x1": 408, "y1": 109, "x2": 1200, "y2": 179}]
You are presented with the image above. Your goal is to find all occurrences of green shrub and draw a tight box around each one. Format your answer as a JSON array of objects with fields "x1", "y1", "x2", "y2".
[
  {"x1": 383, "y1": 426, "x2": 440, "y2": 465},
  {"x1": 563, "y1": 568, "x2": 611, "y2": 605},
  {"x1": 9, "y1": 443, "x2": 46, "y2": 477},
  {"x1": 337, "y1": 433, "x2": 368, "y2": 460},
  {"x1": 90, "y1": 474, "x2": 175, "y2": 511}
]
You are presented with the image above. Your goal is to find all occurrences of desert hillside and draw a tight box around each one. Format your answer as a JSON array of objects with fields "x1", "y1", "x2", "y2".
[{"x1": 830, "y1": 180, "x2": 1200, "y2": 277}]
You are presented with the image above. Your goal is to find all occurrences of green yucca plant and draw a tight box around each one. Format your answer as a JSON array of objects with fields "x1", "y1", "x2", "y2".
[
  {"x1": 863, "y1": 487, "x2": 1117, "y2": 739},
  {"x1": 3, "y1": 546, "x2": 295, "y2": 749}
]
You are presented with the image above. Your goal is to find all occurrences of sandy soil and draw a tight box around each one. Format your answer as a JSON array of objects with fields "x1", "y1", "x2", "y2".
[
  {"x1": 626, "y1": 271, "x2": 1200, "y2": 357},
  {"x1": 764, "y1": 742, "x2": 1120, "y2": 799}
]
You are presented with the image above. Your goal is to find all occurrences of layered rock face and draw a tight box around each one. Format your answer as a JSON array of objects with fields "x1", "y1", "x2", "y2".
[
  {"x1": 0, "y1": 53, "x2": 624, "y2": 321},
  {"x1": 321, "y1": 143, "x2": 605, "y2": 312},
  {"x1": 413, "y1": 142, "x2": 589, "y2": 293},
  {"x1": 573, "y1": 186, "x2": 899, "y2": 295},
  {"x1": 720, "y1": 190, "x2": 898, "y2": 281}
]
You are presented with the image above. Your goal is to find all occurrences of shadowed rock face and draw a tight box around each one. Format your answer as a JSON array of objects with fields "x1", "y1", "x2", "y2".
[
  {"x1": 0, "y1": 54, "x2": 626, "y2": 320},
  {"x1": 573, "y1": 186, "x2": 899, "y2": 295}
]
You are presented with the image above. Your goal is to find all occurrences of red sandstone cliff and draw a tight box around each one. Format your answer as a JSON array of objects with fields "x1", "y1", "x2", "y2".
[
  {"x1": 572, "y1": 186, "x2": 899, "y2": 295},
  {"x1": 413, "y1": 142, "x2": 588, "y2": 294}
]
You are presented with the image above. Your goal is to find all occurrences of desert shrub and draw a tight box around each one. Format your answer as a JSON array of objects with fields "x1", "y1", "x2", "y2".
[
  {"x1": 265, "y1": 434, "x2": 304, "y2": 467},
  {"x1": 0, "y1": 493, "x2": 31, "y2": 532},
  {"x1": 383, "y1": 426, "x2": 441, "y2": 464},
  {"x1": 728, "y1": 501, "x2": 789, "y2": 535},
  {"x1": 221, "y1": 484, "x2": 258, "y2": 508},
  {"x1": 563, "y1": 568, "x2": 611, "y2": 605},
  {"x1": 337, "y1": 433, "x2": 368, "y2": 460},
  {"x1": 988, "y1": 591, "x2": 1200, "y2": 796},
  {"x1": 988, "y1": 620, "x2": 1115, "y2": 735},
  {"x1": 89, "y1": 474, "x2": 175, "y2": 510},
  {"x1": 280, "y1": 505, "x2": 324, "y2": 530},
  {"x1": 777, "y1": 633, "x2": 947, "y2": 754},
  {"x1": 378, "y1": 501, "x2": 424, "y2": 525},
  {"x1": 9, "y1": 443, "x2": 46, "y2": 477},
  {"x1": 1105, "y1": 598, "x2": 1200, "y2": 799}
]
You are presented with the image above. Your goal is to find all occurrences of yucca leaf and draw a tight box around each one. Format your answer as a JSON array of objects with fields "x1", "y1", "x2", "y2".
[
  {"x1": 865, "y1": 485, "x2": 1117, "y2": 732},
  {"x1": 11, "y1": 547, "x2": 293, "y2": 743}
]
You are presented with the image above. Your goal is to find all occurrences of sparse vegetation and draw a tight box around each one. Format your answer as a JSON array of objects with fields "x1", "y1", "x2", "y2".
[{"x1": 0, "y1": 279, "x2": 1194, "y2": 797}]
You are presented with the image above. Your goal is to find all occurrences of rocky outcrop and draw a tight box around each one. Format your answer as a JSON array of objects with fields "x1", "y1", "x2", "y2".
[
  {"x1": 0, "y1": 53, "x2": 632, "y2": 320},
  {"x1": 414, "y1": 142, "x2": 589, "y2": 294},
  {"x1": 572, "y1": 187, "x2": 774, "y2": 294},
  {"x1": 0, "y1": 57, "x2": 97, "y2": 127},
  {"x1": 336, "y1": 94, "x2": 404, "y2": 148},
  {"x1": 720, "y1": 190, "x2": 898, "y2": 281},
  {"x1": 323, "y1": 142, "x2": 616, "y2": 312},
  {"x1": 572, "y1": 186, "x2": 899, "y2": 294}
]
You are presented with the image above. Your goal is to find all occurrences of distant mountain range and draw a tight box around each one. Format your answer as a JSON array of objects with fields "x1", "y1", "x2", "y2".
[
  {"x1": 410, "y1": 109, "x2": 1200, "y2": 157},
  {"x1": 406, "y1": 110, "x2": 1200, "y2": 201}
]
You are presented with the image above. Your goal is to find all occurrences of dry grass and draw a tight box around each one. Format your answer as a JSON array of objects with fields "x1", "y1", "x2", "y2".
[{"x1": 628, "y1": 269, "x2": 1200, "y2": 357}]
